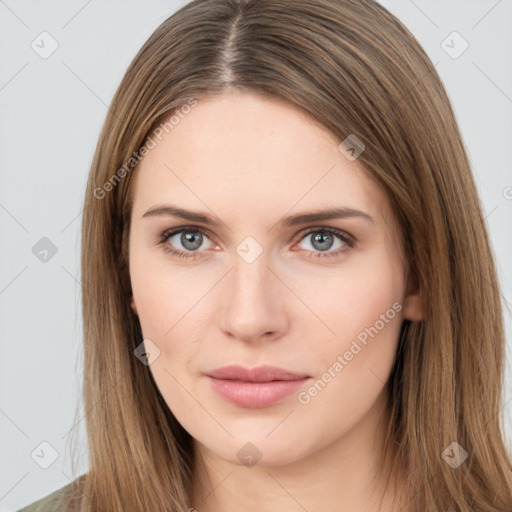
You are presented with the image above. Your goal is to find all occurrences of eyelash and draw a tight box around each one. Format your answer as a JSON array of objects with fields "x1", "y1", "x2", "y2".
[{"x1": 156, "y1": 226, "x2": 356, "y2": 261}]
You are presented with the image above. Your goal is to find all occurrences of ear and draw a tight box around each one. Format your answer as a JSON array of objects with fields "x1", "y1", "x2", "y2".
[
  {"x1": 130, "y1": 295, "x2": 139, "y2": 315},
  {"x1": 402, "y1": 274, "x2": 424, "y2": 321}
]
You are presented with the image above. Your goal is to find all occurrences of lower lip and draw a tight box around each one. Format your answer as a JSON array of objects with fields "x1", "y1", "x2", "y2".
[{"x1": 206, "y1": 376, "x2": 310, "y2": 408}]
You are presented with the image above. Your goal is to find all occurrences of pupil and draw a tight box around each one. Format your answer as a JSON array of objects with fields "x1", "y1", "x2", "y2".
[
  {"x1": 312, "y1": 232, "x2": 333, "y2": 251},
  {"x1": 181, "y1": 231, "x2": 202, "y2": 250}
]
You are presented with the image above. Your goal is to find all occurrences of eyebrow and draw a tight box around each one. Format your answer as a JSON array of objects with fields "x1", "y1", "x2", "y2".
[{"x1": 142, "y1": 204, "x2": 375, "y2": 227}]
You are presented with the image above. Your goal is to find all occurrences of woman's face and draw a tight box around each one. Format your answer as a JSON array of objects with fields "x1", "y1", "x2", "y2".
[{"x1": 128, "y1": 90, "x2": 422, "y2": 467}]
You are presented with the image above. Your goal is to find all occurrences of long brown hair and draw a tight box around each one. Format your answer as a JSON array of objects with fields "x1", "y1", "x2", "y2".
[{"x1": 72, "y1": 0, "x2": 512, "y2": 510}]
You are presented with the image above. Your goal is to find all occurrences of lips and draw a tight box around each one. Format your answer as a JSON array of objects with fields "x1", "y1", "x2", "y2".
[
  {"x1": 206, "y1": 365, "x2": 310, "y2": 382},
  {"x1": 205, "y1": 365, "x2": 311, "y2": 408}
]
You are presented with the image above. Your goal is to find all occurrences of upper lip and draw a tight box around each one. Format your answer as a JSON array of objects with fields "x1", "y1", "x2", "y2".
[{"x1": 206, "y1": 365, "x2": 310, "y2": 382}]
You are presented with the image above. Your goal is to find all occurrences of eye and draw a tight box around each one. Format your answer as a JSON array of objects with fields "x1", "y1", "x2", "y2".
[
  {"x1": 295, "y1": 227, "x2": 355, "y2": 258},
  {"x1": 157, "y1": 227, "x2": 215, "y2": 260},
  {"x1": 156, "y1": 226, "x2": 356, "y2": 261}
]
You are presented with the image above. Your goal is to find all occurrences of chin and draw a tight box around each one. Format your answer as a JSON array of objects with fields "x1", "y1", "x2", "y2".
[{"x1": 195, "y1": 428, "x2": 318, "y2": 468}]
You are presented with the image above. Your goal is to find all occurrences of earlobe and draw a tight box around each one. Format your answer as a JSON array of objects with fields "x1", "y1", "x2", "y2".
[
  {"x1": 402, "y1": 292, "x2": 424, "y2": 321},
  {"x1": 130, "y1": 296, "x2": 138, "y2": 315},
  {"x1": 402, "y1": 272, "x2": 424, "y2": 321}
]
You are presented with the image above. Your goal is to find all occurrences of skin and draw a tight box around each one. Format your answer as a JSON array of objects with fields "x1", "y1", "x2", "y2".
[{"x1": 128, "y1": 90, "x2": 423, "y2": 512}]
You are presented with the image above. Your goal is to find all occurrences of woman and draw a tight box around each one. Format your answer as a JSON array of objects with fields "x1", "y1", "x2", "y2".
[{"x1": 19, "y1": 0, "x2": 512, "y2": 510}]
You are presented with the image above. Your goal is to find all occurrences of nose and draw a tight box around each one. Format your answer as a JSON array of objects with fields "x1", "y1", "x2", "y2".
[{"x1": 218, "y1": 255, "x2": 290, "y2": 344}]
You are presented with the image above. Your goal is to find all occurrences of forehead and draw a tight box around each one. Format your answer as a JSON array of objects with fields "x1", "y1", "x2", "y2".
[{"x1": 130, "y1": 91, "x2": 389, "y2": 227}]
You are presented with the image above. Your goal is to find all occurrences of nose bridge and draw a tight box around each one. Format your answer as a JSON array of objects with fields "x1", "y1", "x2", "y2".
[
  {"x1": 230, "y1": 250, "x2": 275, "y2": 313},
  {"x1": 219, "y1": 249, "x2": 287, "y2": 341}
]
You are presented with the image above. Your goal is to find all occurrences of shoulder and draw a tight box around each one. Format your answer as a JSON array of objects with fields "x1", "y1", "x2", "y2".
[{"x1": 17, "y1": 479, "x2": 82, "y2": 512}]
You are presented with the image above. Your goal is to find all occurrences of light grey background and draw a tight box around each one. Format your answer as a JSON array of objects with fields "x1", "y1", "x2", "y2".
[{"x1": 1, "y1": 1, "x2": 511, "y2": 510}]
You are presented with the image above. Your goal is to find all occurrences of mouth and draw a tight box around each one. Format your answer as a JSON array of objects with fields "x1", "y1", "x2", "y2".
[{"x1": 205, "y1": 365, "x2": 311, "y2": 408}]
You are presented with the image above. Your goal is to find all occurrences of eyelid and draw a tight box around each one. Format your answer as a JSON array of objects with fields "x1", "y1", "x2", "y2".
[
  {"x1": 293, "y1": 225, "x2": 355, "y2": 243},
  {"x1": 292, "y1": 226, "x2": 356, "y2": 257},
  {"x1": 158, "y1": 225, "x2": 215, "y2": 243},
  {"x1": 158, "y1": 224, "x2": 354, "y2": 242},
  {"x1": 157, "y1": 224, "x2": 356, "y2": 259}
]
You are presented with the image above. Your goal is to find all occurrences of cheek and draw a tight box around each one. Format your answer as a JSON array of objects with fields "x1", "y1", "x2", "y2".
[
  {"x1": 310, "y1": 284, "x2": 403, "y2": 391},
  {"x1": 129, "y1": 242, "x2": 209, "y2": 340},
  {"x1": 294, "y1": 269, "x2": 404, "y2": 431},
  {"x1": 130, "y1": 257, "x2": 210, "y2": 431},
  {"x1": 292, "y1": 251, "x2": 404, "y2": 400},
  {"x1": 129, "y1": 248, "x2": 220, "y2": 410},
  {"x1": 291, "y1": 253, "x2": 404, "y2": 348}
]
